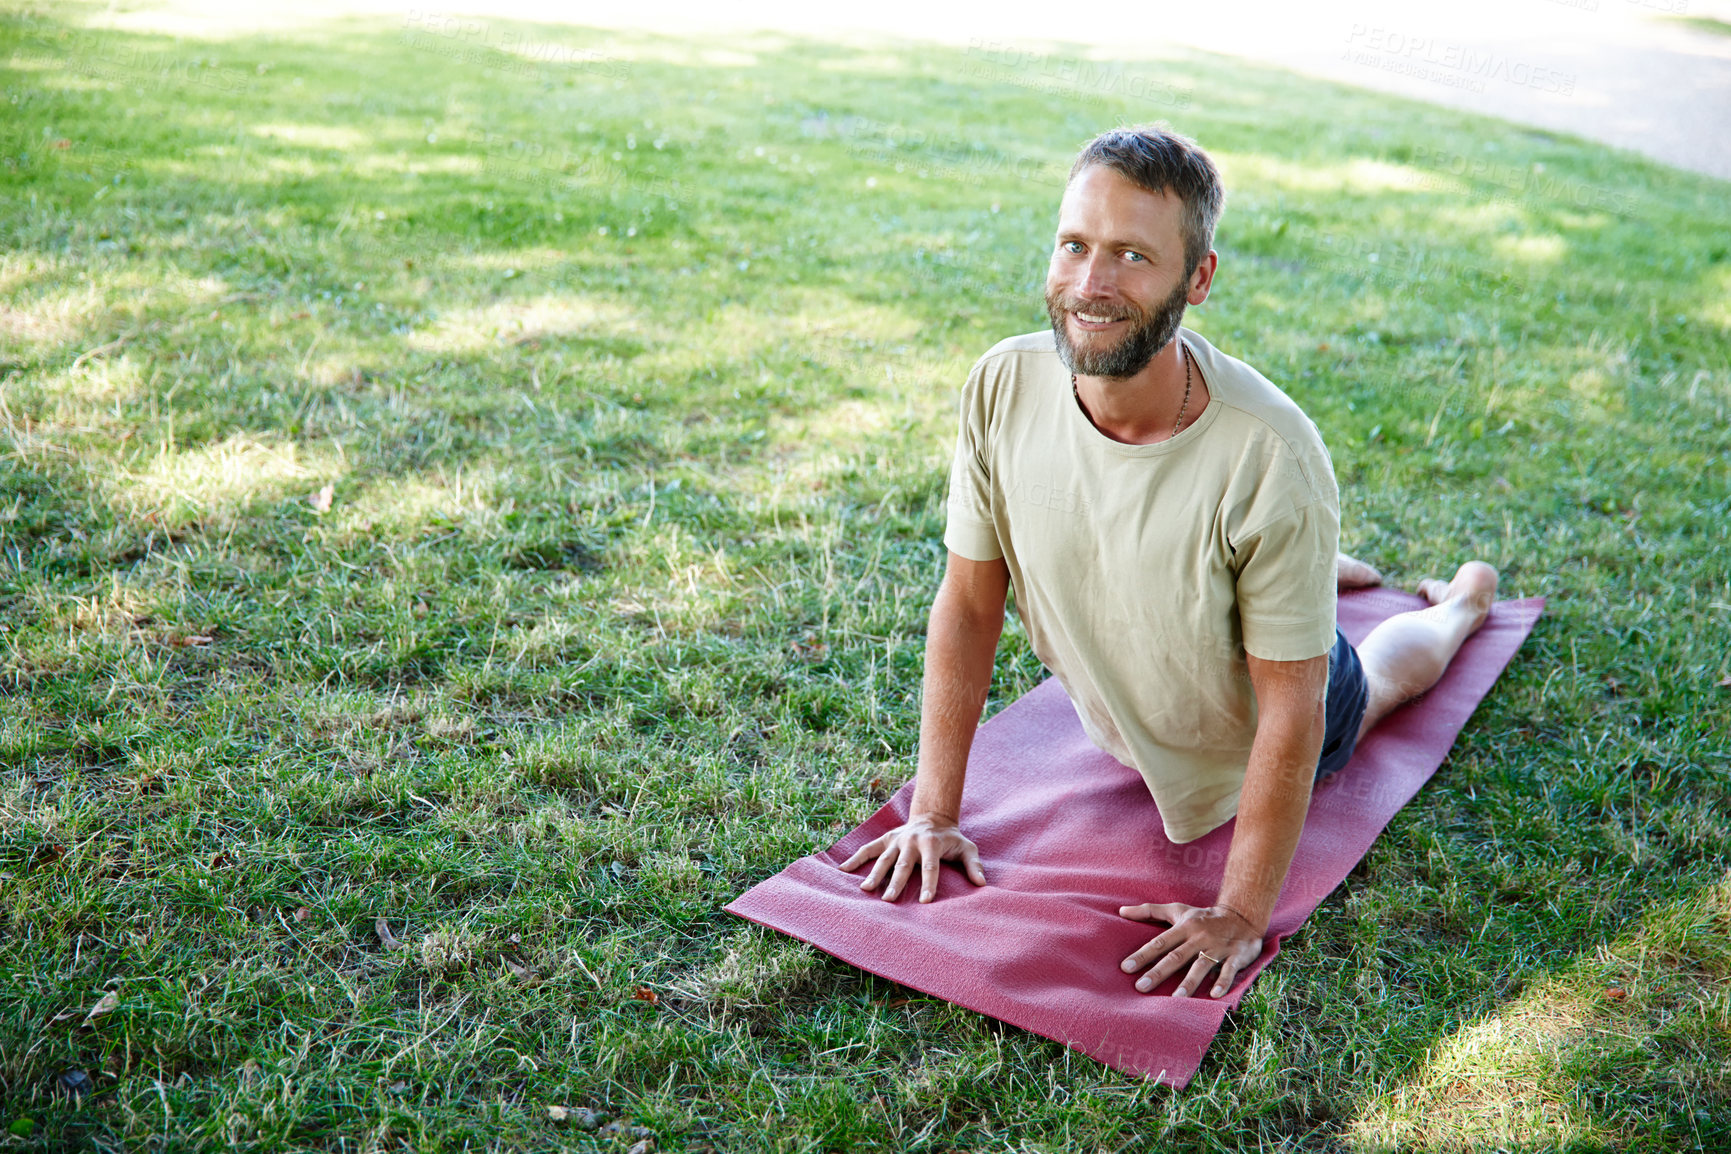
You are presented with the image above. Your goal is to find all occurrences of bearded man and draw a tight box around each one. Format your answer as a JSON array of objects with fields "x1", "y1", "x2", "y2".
[{"x1": 840, "y1": 126, "x2": 1499, "y2": 1000}]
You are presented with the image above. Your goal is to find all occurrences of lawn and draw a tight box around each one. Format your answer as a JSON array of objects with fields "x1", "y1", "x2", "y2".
[{"x1": 2, "y1": 4, "x2": 1729, "y2": 1151}]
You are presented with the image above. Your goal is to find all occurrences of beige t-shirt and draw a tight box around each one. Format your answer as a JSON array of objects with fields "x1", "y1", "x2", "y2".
[{"x1": 944, "y1": 326, "x2": 1340, "y2": 843}]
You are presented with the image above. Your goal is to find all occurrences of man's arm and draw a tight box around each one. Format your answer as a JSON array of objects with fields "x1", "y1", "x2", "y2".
[
  {"x1": 1217, "y1": 651, "x2": 1329, "y2": 927},
  {"x1": 837, "y1": 549, "x2": 1009, "y2": 902},
  {"x1": 1118, "y1": 650, "x2": 1328, "y2": 997}
]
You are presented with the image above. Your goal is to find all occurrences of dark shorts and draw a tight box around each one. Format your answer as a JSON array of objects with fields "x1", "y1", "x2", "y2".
[{"x1": 1315, "y1": 628, "x2": 1370, "y2": 782}]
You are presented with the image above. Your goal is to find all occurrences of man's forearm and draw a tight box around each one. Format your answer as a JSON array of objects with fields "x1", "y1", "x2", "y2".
[
  {"x1": 1215, "y1": 663, "x2": 1327, "y2": 932},
  {"x1": 1215, "y1": 723, "x2": 1321, "y2": 930},
  {"x1": 909, "y1": 583, "x2": 1004, "y2": 824}
]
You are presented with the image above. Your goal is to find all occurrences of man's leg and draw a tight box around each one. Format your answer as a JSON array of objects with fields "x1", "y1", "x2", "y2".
[{"x1": 1354, "y1": 561, "x2": 1500, "y2": 740}]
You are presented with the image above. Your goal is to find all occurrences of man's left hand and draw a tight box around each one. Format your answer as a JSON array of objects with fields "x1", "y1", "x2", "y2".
[{"x1": 1118, "y1": 902, "x2": 1264, "y2": 999}]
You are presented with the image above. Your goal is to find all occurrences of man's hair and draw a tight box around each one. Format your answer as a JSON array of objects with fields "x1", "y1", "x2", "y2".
[{"x1": 1068, "y1": 126, "x2": 1224, "y2": 276}]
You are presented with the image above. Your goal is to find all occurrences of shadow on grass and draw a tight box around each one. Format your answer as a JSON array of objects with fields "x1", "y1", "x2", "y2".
[{"x1": 2, "y1": 3, "x2": 1730, "y2": 1151}]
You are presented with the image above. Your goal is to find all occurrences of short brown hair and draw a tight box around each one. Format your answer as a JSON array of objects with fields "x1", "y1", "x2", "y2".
[{"x1": 1068, "y1": 126, "x2": 1224, "y2": 275}]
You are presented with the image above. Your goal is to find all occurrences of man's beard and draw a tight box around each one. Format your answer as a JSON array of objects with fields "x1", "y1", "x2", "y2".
[{"x1": 1046, "y1": 276, "x2": 1190, "y2": 380}]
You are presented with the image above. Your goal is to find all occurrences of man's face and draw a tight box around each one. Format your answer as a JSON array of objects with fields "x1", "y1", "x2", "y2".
[{"x1": 1044, "y1": 165, "x2": 1200, "y2": 380}]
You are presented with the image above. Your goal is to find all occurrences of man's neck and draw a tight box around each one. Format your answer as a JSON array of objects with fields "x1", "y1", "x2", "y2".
[{"x1": 1073, "y1": 336, "x2": 1209, "y2": 446}]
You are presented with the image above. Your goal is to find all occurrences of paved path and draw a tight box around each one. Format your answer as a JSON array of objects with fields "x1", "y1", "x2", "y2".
[{"x1": 100, "y1": 0, "x2": 1731, "y2": 181}]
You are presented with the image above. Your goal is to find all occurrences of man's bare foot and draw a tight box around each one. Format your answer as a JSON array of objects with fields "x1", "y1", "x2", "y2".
[
  {"x1": 1354, "y1": 560, "x2": 1502, "y2": 737},
  {"x1": 1415, "y1": 560, "x2": 1499, "y2": 633},
  {"x1": 1337, "y1": 553, "x2": 1383, "y2": 589}
]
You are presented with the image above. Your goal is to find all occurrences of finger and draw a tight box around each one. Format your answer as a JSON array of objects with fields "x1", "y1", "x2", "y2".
[
  {"x1": 883, "y1": 845, "x2": 918, "y2": 901},
  {"x1": 1212, "y1": 937, "x2": 1264, "y2": 996},
  {"x1": 1211, "y1": 954, "x2": 1245, "y2": 999},
  {"x1": 918, "y1": 843, "x2": 940, "y2": 903},
  {"x1": 1134, "y1": 947, "x2": 1190, "y2": 993},
  {"x1": 1118, "y1": 902, "x2": 1183, "y2": 924},
  {"x1": 1118, "y1": 903, "x2": 1166, "y2": 923},
  {"x1": 859, "y1": 842, "x2": 900, "y2": 891},
  {"x1": 961, "y1": 843, "x2": 987, "y2": 886},
  {"x1": 1131, "y1": 935, "x2": 1207, "y2": 991},
  {"x1": 1172, "y1": 952, "x2": 1221, "y2": 999},
  {"x1": 1122, "y1": 929, "x2": 1178, "y2": 974},
  {"x1": 838, "y1": 835, "x2": 888, "y2": 873}
]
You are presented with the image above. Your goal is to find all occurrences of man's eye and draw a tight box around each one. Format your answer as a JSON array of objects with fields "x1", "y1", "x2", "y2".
[
  {"x1": 1062, "y1": 241, "x2": 1083, "y2": 254},
  {"x1": 1125, "y1": 251, "x2": 1145, "y2": 262}
]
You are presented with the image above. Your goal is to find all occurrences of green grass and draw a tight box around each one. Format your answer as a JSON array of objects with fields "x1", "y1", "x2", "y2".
[
  {"x1": 1668, "y1": 15, "x2": 1731, "y2": 39},
  {"x1": 2, "y1": 3, "x2": 1729, "y2": 1151}
]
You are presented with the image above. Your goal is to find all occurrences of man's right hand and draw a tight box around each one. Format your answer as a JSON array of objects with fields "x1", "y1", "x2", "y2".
[
  {"x1": 842, "y1": 552, "x2": 1005, "y2": 905},
  {"x1": 836, "y1": 816, "x2": 987, "y2": 903}
]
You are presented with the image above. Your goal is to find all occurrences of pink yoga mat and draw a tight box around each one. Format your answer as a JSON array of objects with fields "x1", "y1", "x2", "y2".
[{"x1": 726, "y1": 590, "x2": 1545, "y2": 1088}]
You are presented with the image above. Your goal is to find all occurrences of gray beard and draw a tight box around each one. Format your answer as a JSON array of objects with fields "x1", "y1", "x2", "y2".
[{"x1": 1047, "y1": 276, "x2": 1190, "y2": 380}]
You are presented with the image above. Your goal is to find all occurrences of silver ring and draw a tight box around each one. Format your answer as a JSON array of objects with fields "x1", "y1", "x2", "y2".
[{"x1": 1198, "y1": 951, "x2": 1222, "y2": 965}]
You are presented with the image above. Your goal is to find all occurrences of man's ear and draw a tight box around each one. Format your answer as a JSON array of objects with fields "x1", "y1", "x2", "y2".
[{"x1": 1188, "y1": 249, "x2": 1219, "y2": 306}]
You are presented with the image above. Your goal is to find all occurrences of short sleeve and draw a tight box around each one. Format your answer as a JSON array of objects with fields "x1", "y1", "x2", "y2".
[
  {"x1": 1231, "y1": 500, "x2": 1338, "y2": 661},
  {"x1": 942, "y1": 359, "x2": 1004, "y2": 562}
]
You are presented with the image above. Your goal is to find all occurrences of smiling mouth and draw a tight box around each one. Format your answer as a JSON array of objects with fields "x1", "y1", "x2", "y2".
[{"x1": 1073, "y1": 311, "x2": 1121, "y2": 324}]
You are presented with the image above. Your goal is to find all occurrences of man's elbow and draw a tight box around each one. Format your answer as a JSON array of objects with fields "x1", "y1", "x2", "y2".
[{"x1": 931, "y1": 586, "x2": 1006, "y2": 642}]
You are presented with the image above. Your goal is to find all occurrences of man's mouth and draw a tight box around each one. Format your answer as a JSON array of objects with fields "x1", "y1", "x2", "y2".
[{"x1": 1072, "y1": 311, "x2": 1124, "y2": 328}]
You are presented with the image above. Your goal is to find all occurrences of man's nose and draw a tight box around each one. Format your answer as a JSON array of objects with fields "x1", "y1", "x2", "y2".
[{"x1": 1076, "y1": 253, "x2": 1118, "y2": 299}]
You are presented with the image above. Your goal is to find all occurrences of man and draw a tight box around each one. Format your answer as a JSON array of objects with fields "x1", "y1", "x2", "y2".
[{"x1": 839, "y1": 126, "x2": 1499, "y2": 1001}]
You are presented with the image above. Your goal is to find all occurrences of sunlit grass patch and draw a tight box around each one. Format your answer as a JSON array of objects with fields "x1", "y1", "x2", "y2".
[
  {"x1": 111, "y1": 432, "x2": 331, "y2": 525},
  {"x1": 404, "y1": 293, "x2": 644, "y2": 357},
  {"x1": 1348, "y1": 875, "x2": 1731, "y2": 1151}
]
